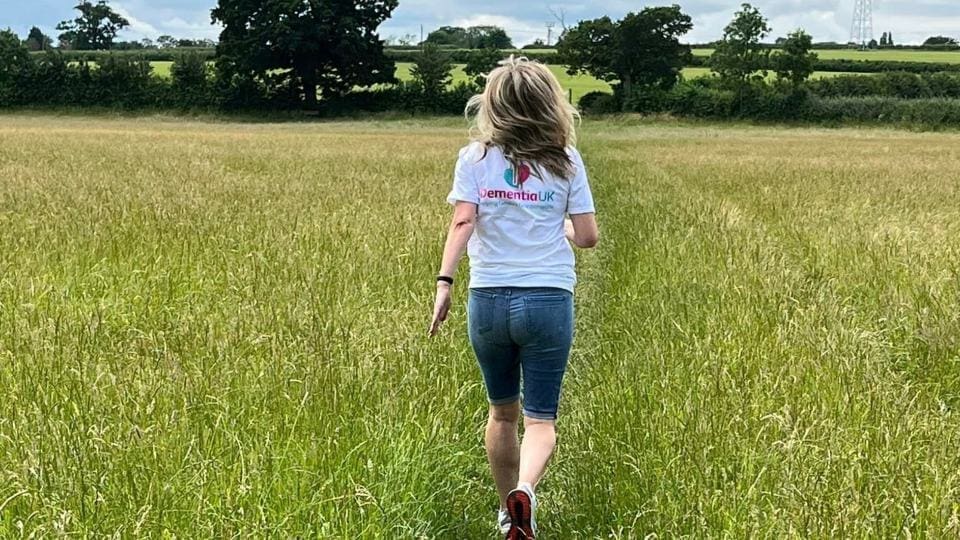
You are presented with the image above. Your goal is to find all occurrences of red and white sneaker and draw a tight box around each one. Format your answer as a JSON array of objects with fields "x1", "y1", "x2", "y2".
[
  {"x1": 505, "y1": 483, "x2": 537, "y2": 539},
  {"x1": 498, "y1": 508, "x2": 511, "y2": 535}
]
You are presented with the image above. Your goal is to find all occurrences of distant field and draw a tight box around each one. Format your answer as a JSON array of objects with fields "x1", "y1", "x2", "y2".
[
  {"x1": 394, "y1": 64, "x2": 854, "y2": 101},
  {"x1": 152, "y1": 61, "x2": 173, "y2": 77},
  {"x1": 85, "y1": 49, "x2": 960, "y2": 85},
  {"x1": 393, "y1": 63, "x2": 610, "y2": 102},
  {"x1": 138, "y1": 61, "x2": 613, "y2": 101},
  {"x1": 145, "y1": 62, "x2": 609, "y2": 101},
  {"x1": 681, "y1": 67, "x2": 853, "y2": 81},
  {"x1": 693, "y1": 48, "x2": 960, "y2": 63}
]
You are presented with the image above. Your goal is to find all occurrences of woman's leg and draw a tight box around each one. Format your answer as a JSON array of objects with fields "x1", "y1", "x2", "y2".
[
  {"x1": 510, "y1": 288, "x2": 574, "y2": 489},
  {"x1": 468, "y1": 289, "x2": 523, "y2": 508},
  {"x1": 518, "y1": 416, "x2": 556, "y2": 487},
  {"x1": 486, "y1": 401, "x2": 521, "y2": 508}
]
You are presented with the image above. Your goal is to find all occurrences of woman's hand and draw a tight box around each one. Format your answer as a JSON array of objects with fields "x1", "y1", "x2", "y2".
[{"x1": 428, "y1": 283, "x2": 453, "y2": 337}]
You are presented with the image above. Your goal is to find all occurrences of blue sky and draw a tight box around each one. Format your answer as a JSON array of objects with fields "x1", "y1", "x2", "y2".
[{"x1": 2, "y1": 0, "x2": 958, "y2": 45}]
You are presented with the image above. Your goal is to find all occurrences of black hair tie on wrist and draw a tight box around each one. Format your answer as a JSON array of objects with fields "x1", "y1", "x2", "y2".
[{"x1": 437, "y1": 276, "x2": 454, "y2": 285}]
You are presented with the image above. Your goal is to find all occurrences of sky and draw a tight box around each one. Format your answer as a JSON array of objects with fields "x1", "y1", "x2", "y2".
[{"x1": 2, "y1": 0, "x2": 959, "y2": 46}]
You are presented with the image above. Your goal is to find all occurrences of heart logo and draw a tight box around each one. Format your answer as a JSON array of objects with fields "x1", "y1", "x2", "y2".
[
  {"x1": 504, "y1": 164, "x2": 532, "y2": 189},
  {"x1": 518, "y1": 164, "x2": 531, "y2": 184}
]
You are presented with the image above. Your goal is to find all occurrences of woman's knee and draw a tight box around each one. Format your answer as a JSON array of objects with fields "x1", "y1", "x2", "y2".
[{"x1": 489, "y1": 401, "x2": 521, "y2": 423}]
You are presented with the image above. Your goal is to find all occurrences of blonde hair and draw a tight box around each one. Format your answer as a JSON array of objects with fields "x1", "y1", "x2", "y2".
[{"x1": 466, "y1": 56, "x2": 580, "y2": 180}]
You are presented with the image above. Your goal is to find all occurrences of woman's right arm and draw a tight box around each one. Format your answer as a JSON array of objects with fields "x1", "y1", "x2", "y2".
[{"x1": 565, "y1": 214, "x2": 599, "y2": 249}]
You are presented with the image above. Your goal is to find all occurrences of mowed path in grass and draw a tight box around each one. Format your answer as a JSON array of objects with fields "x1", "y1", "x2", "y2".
[{"x1": 1, "y1": 115, "x2": 960, "y2": 536}]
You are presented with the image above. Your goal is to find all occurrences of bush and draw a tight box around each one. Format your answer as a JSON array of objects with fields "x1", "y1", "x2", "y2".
[
  {"x1": 91, "y1": 55, "x2": 157, "y2": 107},
  {"x1": 813, "y1": 59, "x2": 960, "y2": 74},
  {"x1": 2, "y1": 50, "x2": 228, "y2": 110},
  {"x1": 805, "y1": 96, "x2": 960, "y2": 126},
  {"x1": 410, "y1": 44, "x2": 452, "y2": 97},
  {"x1": 878, "y1": 71, "x2": 930, "y2": 99},
  {"x1": 26, "y1": 53, "x2": 71, "y2": 105},
  {"x1": 169, "y1": 53, "x2": 215, "y2": 109},
  {"x1": 667, "y1": 82, "x2": 736, "y2": 117},
  {"x1": 608, "y1": 81, "x2": 813, "y2": 121},
  {"x1": 808, "y1": 74, "x2": 882, "y2": 98},
  {"x1": 623, "y1": 88, "x2": 673, "y2": 114},
  {"x1": 463, "y1": 48, "x2": 504, "y2": 87},
  {"x1": 925, "y1": 72, "x2": 960, "y2": 98},
  {"x1": 318, "y1": 81, "x2": 475, "y2": 116},
  {"x1": 30, "y1": 48, "x2": 216, "y2": 63},
  {"x1": 578, "y1": 91, "x2": 620, "y2": 114},
  {"x1": 0, "y1": 30, "x2": 32, "y2": 105},
  {"x1": 809, "y1": 72, "x2": 960, "y2": 99}
]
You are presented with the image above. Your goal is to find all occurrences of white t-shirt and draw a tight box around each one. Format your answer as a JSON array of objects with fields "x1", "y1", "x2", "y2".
[{"x1": 446, "y1": 143, "x2": 596, "y2": 293}]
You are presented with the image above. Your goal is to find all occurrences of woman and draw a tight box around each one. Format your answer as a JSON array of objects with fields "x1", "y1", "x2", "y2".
[{"x1": 428, "y1": 57, "x2": 599, "y2": 539}]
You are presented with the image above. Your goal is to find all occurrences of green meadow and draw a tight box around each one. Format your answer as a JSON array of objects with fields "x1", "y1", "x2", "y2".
[{"x1": 1, "y1": 114, "x2": 959, "y2": 537}]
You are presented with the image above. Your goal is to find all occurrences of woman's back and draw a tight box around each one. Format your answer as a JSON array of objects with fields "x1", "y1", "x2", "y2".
[{"x1": 448, "y1": 143, "x2": 595, "y2": 293}]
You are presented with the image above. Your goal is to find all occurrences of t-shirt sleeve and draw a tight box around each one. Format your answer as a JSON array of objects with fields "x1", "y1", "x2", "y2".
[
  {"x1": 566, "y1": 149, "x2": 596, "y2": 215},
  {"x1": 446, "y1": 147, "x2": 480, "y2": 205}
]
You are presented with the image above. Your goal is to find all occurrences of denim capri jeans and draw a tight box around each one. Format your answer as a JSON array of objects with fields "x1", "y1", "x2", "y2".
[{"x1": 467, "y1": 287, "x2": 574, "y2": 420}]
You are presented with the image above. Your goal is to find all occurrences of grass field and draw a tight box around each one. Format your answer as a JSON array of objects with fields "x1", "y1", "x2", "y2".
[{"x1": 2, "y1": 115, "x2": 960, "y2": 537}]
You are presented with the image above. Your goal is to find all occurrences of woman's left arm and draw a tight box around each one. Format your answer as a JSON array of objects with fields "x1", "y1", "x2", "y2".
[{"x1": 429, "y1": 201, "x2": 478, "y2": 337}]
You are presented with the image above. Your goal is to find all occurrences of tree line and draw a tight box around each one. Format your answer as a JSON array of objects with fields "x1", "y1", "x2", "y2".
[
  {"x1": 4, "y1": 0, "x2": 960, "y2": 126},
  {"x1": 566, "y1": 3, "x2": 960, "y2": 127}
]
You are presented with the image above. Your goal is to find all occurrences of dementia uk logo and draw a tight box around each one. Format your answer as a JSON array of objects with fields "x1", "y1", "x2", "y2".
[{"x1": 480, "y1": 164, "x2": 557, "y2": 205}]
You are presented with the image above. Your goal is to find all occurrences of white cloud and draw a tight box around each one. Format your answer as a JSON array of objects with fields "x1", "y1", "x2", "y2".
[
  {"x1": 451, "y1": 14, "x2": 549, "y2": 44},
  {"x1": 112, "y1": 3, "x2": 160, "y2": 38},
  {"x1": 160, "y1": 16, "x2": 222, "y2": 40}
]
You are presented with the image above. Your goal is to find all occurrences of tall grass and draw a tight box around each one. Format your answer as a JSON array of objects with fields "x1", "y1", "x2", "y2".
[{"x1": 0, "y1": 115, "x2": 958, "y2": 537}]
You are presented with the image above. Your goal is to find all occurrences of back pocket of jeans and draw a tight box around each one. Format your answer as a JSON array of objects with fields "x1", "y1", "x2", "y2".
[
  {"x1": 523, "y1": 295, "x2": 573, "y2": 342},
  {"x1": 468, "y1": 293, "x2": 496, "y2": 335}
]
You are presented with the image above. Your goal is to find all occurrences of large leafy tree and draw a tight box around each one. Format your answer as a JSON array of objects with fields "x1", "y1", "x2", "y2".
[
  {"x1": 465, "y1": 27, "x2": 513, "y2": 49},
  {"x1": 772, "y1": 29, "x2": 817, "y2": 86},
  {"x1": 1, "y1": 30, "x2": 30, "y2": 73},
  {"x1": 710, "y1": 3, "x2": 771, "y2": 86},
  {"x1": 24, "y1": 27, "x2": 53, "y2": 51},
  {"x1": 558, "y1": 6, "x2": 693, "y2": 97},
  {"x1": 425, "y1": 25, "x2": 512, "y2": 49},
  {"x1": 924, "y1": 36, "x2": 958, "y2": 47},
  {"x1": 56, "y1": 1, "x2": 130, "y2": 50},
  {"x1": 410, "y1": 43, "x2": 452, "y2": 96},
  {"x1": 425, "y1": 26, "x2": 468, "y2": 47},
  {"x1": 212, "y1": 0, "x2": 398, "y2": 108},
  {"x1": 464, "y1": 47, "x2": 504, "y2": 87},
  {"x1": 0, "y1": 30, "x2": 32, "y2": 104},
  {"x1": 157, "y1": 35, "x2": 177, "y2": 48}
]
